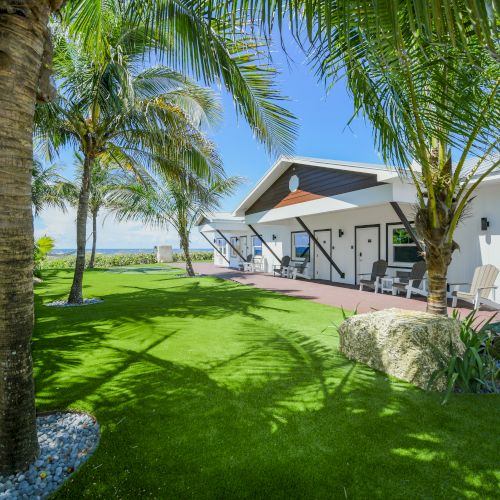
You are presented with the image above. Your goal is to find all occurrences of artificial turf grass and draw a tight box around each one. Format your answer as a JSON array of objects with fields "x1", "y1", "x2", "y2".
[{"x1": 33, "y1": 268, "x2": 500, "y2": 499}]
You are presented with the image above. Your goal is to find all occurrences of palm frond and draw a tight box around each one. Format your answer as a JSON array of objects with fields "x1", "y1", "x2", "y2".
[{"x1": 61, "y1": 0, "x2": 298, "y2": 155}]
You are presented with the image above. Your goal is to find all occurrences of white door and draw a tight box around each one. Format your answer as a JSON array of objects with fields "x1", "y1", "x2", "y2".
[
  {"x1": 314, "y1": 230, "x2": 332, "y2": 281},
  {"x1": 214, "y1": 238, "x2": 227, "y2": 266},
  {"x1": 239, "y1": 236, "x2": 248, "y2": 260},
  {"x1": 356, "y1": 226, "x2": 379, "y2": 283}
]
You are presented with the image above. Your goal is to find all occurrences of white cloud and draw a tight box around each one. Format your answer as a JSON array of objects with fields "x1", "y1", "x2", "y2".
[{"x1": 34, "y1": 207, "x2": 208, "y2": 250}]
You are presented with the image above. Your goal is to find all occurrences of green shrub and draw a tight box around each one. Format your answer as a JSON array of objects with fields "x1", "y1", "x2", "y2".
[
  {"x1": 172, "y1": 251, "x2": 213, "y2": 262},
  {"x1": 430, "y1": 310, "x2": 500, "y2": 403},
  {"x1": 43, "y1": 250, "x2": 213, "y2": 269}
]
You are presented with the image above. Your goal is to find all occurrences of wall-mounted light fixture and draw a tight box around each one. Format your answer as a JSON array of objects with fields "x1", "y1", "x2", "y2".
[
  {"x1": 338, "y1": 229, "x2": 344, "y2": 238},
  {"x1": 272, "y1": 234, "x2": 277, "y2": 241},
  {"x1": 481, "y1": 217, "x2": 490, "y2": 231},
  {"x1": 235, "y1": 237, "x2": 239, "y2": 242}
]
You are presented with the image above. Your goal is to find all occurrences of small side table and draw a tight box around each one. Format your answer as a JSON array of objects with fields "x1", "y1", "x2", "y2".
[{"x1": 380, "y1": 276, "x2": 394, "y2": 294}]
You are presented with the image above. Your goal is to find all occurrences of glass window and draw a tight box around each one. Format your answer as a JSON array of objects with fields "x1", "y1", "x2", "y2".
[
  {"x1": 230, "y1": 237, "x2": 238, "y2": 258},
  {"x1": 292, "y1": 231, "x2": 310, "y2": 261},
  {"x1": 215, "y1": 238, "x2": 226, "y2": 251},
  {"x1": 392, "y1": 228, "x2": 414, "y2": 245},
  {"x1": 390, "y1": 227, "x2": 422, "y2": 264},
  {"x1": 251, "y1": 235, "x2": 262, "y2": 256}
]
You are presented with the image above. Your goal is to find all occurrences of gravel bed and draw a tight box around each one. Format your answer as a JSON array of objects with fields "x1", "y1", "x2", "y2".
[
  {"x1": 45, "y1": 298, "x2": 103, "y2": 307},
  {"x1": 0, "y1": 412, "x2": 100, "y2": 499}
]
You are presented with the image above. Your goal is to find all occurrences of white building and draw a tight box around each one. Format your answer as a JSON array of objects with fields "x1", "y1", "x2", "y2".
[{"x1": 198, "y1": 156, "x2": 500, "y2": 300}]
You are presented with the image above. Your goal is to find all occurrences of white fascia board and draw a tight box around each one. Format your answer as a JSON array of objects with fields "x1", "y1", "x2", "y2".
[
  {"x1": 199, "y1": 221, "x2": 250, "y2": 233},
  {"x1": 245, "y1": 184, "x2": 397, "y2": 224},
  {"x1": 195, "y1": 211, "x2": 245, "y2": 226},
  {"x1": 232, "y1": 156, "x2": 400, "y2": 217}
]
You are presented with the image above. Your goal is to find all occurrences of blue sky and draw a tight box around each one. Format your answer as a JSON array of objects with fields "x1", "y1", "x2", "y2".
[{"x1": 35, "y1": 36, "x2": 382, "y2": 249}]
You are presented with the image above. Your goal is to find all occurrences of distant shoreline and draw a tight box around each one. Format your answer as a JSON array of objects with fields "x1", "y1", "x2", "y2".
[{"x1": 49, "y1": 248, "x2": 212, "y2": 256}]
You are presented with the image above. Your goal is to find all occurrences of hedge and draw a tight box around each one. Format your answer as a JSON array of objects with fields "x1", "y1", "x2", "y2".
[{"x1": 43, "y1": 251, "x2": 213, "y2": 269}]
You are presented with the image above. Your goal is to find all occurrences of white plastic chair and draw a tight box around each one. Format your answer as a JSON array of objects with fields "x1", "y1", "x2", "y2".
[{"x1": 451, "y1": 264, "x2": 500, "y2": 309}]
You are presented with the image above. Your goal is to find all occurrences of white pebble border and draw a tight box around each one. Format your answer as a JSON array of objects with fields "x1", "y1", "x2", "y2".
[
  {"x1": 0, "y1": 413, "x2": 100, "y2": 499},
  {"x1": 45, "y1": 298, "x2": 103, "y2": 307}
]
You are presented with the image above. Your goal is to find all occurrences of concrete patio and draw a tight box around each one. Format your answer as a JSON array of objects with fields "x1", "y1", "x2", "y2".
[{"x1": 175, "y1": 262, "x2": 499, "y2": 323}]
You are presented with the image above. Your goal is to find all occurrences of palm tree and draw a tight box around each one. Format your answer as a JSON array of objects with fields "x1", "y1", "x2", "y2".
[
  {"x1": 32, "y1": 159, "x2": 73, "y2": 217},
  {"x1": 36, "y1": 17, "x2": 227, "y2": 304},
  {"x1": 71, "y1": 155, "x2": 139, "y2": 269},
  {"x1": 308, "y1": 11, "x2": 499, "y2": 315},
  {"x1": 111, "y1": 174, "x2": 241, "y2": 277}
]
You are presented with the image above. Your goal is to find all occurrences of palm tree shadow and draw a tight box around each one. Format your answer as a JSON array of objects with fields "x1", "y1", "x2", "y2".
[{"x1": 33, "y1": 274, "x2": 499, "y2": 499}]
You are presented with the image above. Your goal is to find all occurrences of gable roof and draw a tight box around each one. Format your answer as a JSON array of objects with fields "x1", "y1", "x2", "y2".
[{"x1": 233, "y1": 156, "x2": 399, "y2": 216}]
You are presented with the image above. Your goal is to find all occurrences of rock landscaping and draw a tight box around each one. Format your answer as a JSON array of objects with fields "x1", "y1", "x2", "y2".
[
  {"x1": 338, "y1": 308, "x2": 463, "y2": 391},
  {"x1": 0, "y1": 413, "x2": 99, "y2": 499},
  {"x1": 45, "y1": 298, "x2": 103, "y2": 307}
]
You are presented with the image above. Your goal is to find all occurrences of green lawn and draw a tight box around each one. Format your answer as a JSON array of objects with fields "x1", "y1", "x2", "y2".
[{"x1": 33, "y1": 267, "x2": 500, "y2": 499}]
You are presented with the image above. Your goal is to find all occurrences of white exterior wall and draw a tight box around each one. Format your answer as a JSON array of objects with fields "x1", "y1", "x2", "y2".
[
  {"x1": 201, "y1": 168, "x2": 500, "y2": 297},
  {"x1": 252, "y1": 181, "x2": 500, "y2": 295},
  {"x1": 249, "y1": 224, "x2": 290, "y2": 272},
  {"x1": 202, "y1": 228, "x2": 253, "y2": 268},
  {"x1": 449, "y1": 183, "x2": 500, "y2": 302},
  {"x1": 255, "y1": 203, "x2": 414, "y2": 284}
]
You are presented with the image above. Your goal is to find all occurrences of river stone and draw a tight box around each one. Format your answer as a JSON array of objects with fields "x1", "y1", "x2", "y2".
[{"x1": 338, "y1": 308, "x2": 463, "y2": 391}]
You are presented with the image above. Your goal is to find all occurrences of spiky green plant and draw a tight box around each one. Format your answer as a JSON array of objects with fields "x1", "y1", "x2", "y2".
[{"x1": 33, "y1": 235, "x2": 55, "y2": 278}]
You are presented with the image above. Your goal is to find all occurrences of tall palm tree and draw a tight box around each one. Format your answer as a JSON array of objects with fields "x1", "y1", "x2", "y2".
[
  {"x1": 36, "y1": 18, "x2": 226, "y2": 304},
  {"x1": 111, "y1": 174, "x2": 241, "y2": 277},
  {"x1": 309, "y1": 10, "x2": 499, "y2": 316},
  {"x1": 71, "y1": 154, "x2": 139, "y2": 269},
  {"x1": 32, "y1": 159, "x2": 73, "y2": 217}
]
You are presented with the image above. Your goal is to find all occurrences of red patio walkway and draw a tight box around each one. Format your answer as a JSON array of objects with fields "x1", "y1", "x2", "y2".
[{"x1": 174, "y1": 262, "x2": 499, "y2": 323}]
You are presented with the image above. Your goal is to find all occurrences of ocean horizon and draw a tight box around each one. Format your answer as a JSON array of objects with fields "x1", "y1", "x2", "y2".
[{"x1": 49, "y1": 248, "x2": 212, "y2": 256}]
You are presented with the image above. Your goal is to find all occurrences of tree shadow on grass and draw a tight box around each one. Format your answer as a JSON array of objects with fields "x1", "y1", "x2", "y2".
[
  {"x1": 37, "y1": 331, "x2": 499, "y2": 499},
  {"x1": 33, "y1": 272, "x2": 499, "y2": 499}
]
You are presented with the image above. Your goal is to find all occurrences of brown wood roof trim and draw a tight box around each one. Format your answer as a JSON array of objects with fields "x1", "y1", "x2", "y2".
[{"x1": 246, "y1": 163, "x2": 385, "y2": 215}]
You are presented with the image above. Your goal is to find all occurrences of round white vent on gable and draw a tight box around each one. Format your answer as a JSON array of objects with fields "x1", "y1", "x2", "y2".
[{"x1": 289, "y1": 174, "x2": 300, "y2": 192}]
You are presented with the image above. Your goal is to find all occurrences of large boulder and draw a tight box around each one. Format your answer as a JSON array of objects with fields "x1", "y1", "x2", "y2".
[{"x1": 338, "y1": 308, "x2": 463, "y2": 391}]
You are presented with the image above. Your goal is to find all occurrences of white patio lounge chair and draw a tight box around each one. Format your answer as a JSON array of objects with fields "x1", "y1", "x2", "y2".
[
  {"x1": 239, "y1": 254, "x2": 254, "y2": 272},
  {"x1": 290, "y1": 261, "x2": 310, "y2": 280},
  {"x1": 392, "y1": 260, "x2": 427, "y2": 299},
  {"x1": 273, "y1": 256, "x2": 291, "y2": 278},
  {"x1": 450, "y1": 264, "x2": 500, "y2": 309}
]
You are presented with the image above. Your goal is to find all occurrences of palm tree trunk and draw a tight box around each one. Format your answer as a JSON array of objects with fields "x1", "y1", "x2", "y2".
[
  {"x1": 180, "y1": 229, "x2": 194, "y2": 277},
  {"x1": 68, "y1": 154, "x2": 93, "y2": 303},
  {"x1": 425, "y1": 241, "x2": 453, "y2": 316},
  {"x1": 0, "y1": 0, "x2": 53, "y2": 473},
  {"x1": 88, "y1": 210, "x2": 98, "y2": 269}
]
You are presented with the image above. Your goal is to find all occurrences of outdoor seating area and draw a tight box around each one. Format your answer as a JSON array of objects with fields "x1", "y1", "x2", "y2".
[
  {"x1": 232, "y1": 254, "x2": 500, "y2": 312},
  {"x1": 180, "y1": 262, "x2": 500, "y2": 322},
  {"x1": 358, "y1": 259, "x2": 429, "y2": 299}
]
